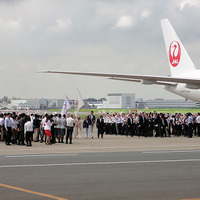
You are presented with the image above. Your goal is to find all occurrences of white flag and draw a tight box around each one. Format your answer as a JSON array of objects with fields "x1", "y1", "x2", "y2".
[
  {"x1": 74, "y1": 89, "x2": 84, "y2": 117},
  {"x1": 61, "y1": 96, "x2": 71, "y2": 116}
]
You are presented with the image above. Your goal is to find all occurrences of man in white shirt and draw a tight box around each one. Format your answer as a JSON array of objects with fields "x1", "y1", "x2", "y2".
[
  {"x1": 66, "y1": 114, "x2": 75, "y2": 144},
  {"x1": 117, "y1": 114, "x2": 123, "y2": 135},
  {"x1": 4, "y1": 113, "x2": 13, "y2": 145},
  {"x1": 196, "y1": 113, "x2": 200, "y2": 136},
  {"x1": 12, "y1": 116, "x2": 19, "y2": 144},
  {"x1": 61, "y1": 115, "x2": 66, "y2": 142},
  {"x1": 40, "y1": 114, "x2": 47, "y2": 143},
  {"x1": 24, "y1": 116, "x2": 34, "y2": 146}
]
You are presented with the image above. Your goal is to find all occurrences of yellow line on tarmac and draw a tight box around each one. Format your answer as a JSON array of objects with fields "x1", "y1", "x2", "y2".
[
  {"x1": 182, "y1": 199, "x2": 200, "y2": 200},
  {"x1": 0, "y1": 183, "x2": 68, "y2": 200}
]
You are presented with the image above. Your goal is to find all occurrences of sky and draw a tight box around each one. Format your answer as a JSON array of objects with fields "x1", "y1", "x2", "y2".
[{"x1": 0, "y1": 0, "x2": 200, "y2": 100}]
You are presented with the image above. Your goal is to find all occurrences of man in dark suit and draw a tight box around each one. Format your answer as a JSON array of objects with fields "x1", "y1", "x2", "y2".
[
  {"x1": 160, "y1": 114, "x2": 168, "y2": 137},
  {"x1": 96, "y1": 115, "x2": 104, "y2": 138},
  {"x1": 18, "y1": 113, "x2": 26, "y2": 145},
  {"x1": 138, "y1": 112, "x2": 145, "y2": 137},
  {"x1": 87, "y1": 111, "x2": 96, "y2": 138},
  {"x1": 154, "y1": 113, "x2": 161, "y2": 137},
  {"x1": 33, "y1": 114, "x2": 41, "y2": 142},
  {"x1": 127, "y1": 114, "x2": 134, "y2": 137}
]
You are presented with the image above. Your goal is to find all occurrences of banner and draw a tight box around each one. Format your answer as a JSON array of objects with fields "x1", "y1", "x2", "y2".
[
  {"x1": 61, "y1": 96, "x2": 71, "y2": 116},
  {"x1": 74, "y1": 89, "x2": 84, "y2": 117}
]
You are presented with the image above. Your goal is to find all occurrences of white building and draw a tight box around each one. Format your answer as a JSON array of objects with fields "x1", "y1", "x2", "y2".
[
  {"x1": 11, "y1": 98, "x2": 65, "y2": 110},
  {"x1": 103, "y1": 93, "x2": 135, "y2": 109},
  {"x1": 145, "y1": 98, "x2": 196, "y2": 108},
  {"x1": 47, "y1": 99, "x2": 64, "y2": 109}
]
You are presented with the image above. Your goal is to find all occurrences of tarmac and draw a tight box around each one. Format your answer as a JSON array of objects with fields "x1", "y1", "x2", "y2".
[
  {"x1": 1, "y1": 135, "x2": 200, "y2": 155},
  {"x1": 0, "y1": 135, "x2": 200, "y2": 200}
]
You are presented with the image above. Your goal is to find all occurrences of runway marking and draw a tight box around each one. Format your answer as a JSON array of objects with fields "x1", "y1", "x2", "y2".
[
  {"x1": 143, "y1": 150, "x2": 200, "y2": 154},
  {"x1": 0, "y1": 183, "x2": 68, "y2": 200},
  {"x1": 182, "y1": 199, "x2": 200, "y2": 200},
  {"x1": 0, "y1": 144, "x2": 198, "y2": 152},
  {"x1": 0, "y1": 158, "x2": 200, "y2": 168},
  {"x1": 5, "y1": 153, "x2": 78, "y2": 158}
]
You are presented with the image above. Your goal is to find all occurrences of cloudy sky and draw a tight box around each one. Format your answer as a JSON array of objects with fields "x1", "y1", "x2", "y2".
[{"x1": 0, "y1": 0, "x2": 200, "y2": 100}]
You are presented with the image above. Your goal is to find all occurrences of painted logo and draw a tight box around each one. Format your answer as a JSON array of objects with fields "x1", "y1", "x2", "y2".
[{"x1": 169, "y1": 41, "x2": 181, "y2": 67}]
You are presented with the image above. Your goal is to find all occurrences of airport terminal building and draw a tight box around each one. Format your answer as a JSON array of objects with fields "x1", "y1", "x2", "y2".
[
  {"x1": 137, "y1": 98, "x2": 197, "y2": 109},
  {"x1": 6, "y1": 96, "x2": 198, "y2": 110},
  {"x1": 11, "y1": 99, "x2": 72, "y2": 110},
  {"x1": 103, "y1": 93, "x2": 136, "y2": 109}
]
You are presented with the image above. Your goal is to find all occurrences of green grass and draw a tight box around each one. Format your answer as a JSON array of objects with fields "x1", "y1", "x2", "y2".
[
  {"x1": 48, "y1": 108, "x2": 130, "y2": 119},
  {"x1": 139, "y1": 108, "x2": 200, "y2": 114},
  {"x1": 49, "y1": 108, "x2": 200, "y2": 115},
  {"x1": 48, "y1": 109, "x2": 129, "y2": 113}
]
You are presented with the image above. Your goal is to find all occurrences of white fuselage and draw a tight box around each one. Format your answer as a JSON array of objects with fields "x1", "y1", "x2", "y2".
[
  {"x1": 165, "y1": 69, "x2": 200, "y2": 102},
  {"x1": 165, "y1": 84, "x2": 200, "y2": 102}
]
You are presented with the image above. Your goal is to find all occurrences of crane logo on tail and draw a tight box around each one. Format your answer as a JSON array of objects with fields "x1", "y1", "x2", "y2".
[{"x1": 169, "y1": 41, "x2": 181, "y2": 67}]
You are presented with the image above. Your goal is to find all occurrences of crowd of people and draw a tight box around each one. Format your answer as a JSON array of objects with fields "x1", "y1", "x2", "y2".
[
  {"x1": 0, "y1": 111, "x2": 95, "y2": 146},
  {"x1": 0, "y1": 110, "x2": 200, "y2": 146},
  {"x1": 97, "y1": 112, "x2": 200, "y2": 138}
]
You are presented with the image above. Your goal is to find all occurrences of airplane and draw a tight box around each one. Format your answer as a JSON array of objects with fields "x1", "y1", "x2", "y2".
[{"x1": 37, "y1": 19, "x2": 200, "y2": 103}]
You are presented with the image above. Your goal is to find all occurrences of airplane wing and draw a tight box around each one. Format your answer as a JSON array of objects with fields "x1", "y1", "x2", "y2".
[
  {"x1": 108, "y1": 77, "x2": 178, "y2": 86},
  {"x1": 36, "y1": 70, "x2": 200, "y2": 87}
]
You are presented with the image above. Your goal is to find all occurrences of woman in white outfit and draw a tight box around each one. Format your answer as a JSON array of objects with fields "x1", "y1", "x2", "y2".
[{"x1": 83, "y1": 116, "x2": 89, "y2": 138}]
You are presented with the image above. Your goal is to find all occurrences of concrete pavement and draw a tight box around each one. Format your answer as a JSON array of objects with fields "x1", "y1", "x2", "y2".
[
  {"x1": 0, "y1": 136, "x2": 200, "y2": 200},
  {"x1": 0, "y1": 135, "x2": 200, "y2": 155}
]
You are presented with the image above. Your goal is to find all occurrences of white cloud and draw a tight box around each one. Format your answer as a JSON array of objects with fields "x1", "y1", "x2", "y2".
[
  {"x1": 115, "y1": 15, "x2": 134, "y2": 28},
  {"x1": 56, "y1": 18, "x2": 71, "y2": 29},
  {"x1": 49, "y1": 18, "x2": 71, "y2": 32},
  {"x1": 141, "y1": 10, "x2": 151, "y2": 20},
  {"x1": 0, "y1": 0, "x2": 200, "y2": 100},
  {"x1": 0, "y1": 18, "x2": 22, "y2": 29},
  {"x1": 179, "y1": 0, "x2": 200, "y2": 9}
]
